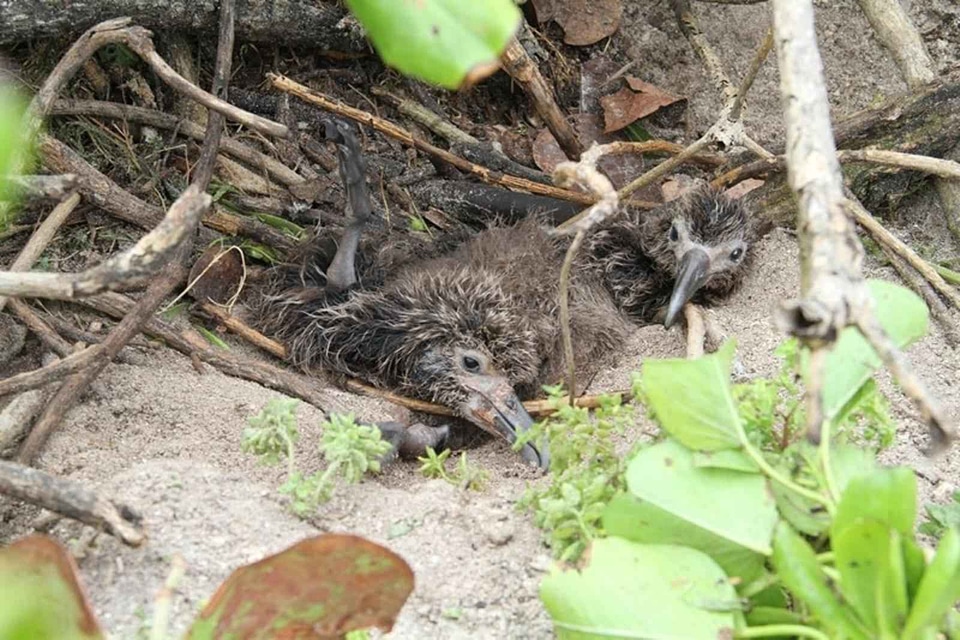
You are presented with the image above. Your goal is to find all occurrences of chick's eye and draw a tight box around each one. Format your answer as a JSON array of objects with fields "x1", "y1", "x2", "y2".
[
  {"x1": 730, "y1": 247, "x2": 744, "y2": 261},
  {"x1": 462, "y1": 355, "x2": 481, "y2": 373},
  {"x1": 668, "y1": 224, "x2": 679, "y2": 242}
]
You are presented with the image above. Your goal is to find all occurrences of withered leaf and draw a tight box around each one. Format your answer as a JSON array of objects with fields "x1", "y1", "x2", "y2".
[
  {"x1": 532, "y1": 0, "x2": 622, "y2": 46},
  {"x1": 188, "y1": 534, "x2": 414, "y2": 639},
  {"x1": 600, "y1": 76, "x2": 684, "y2": 134}
]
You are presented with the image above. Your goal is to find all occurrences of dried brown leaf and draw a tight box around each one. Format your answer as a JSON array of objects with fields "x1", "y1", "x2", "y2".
[
  {"x1": 532, "y1": 0, "x2": 621, "y2": 46},
  {"x1": 188, "y1": 534, "x2": 414, "y2": 639},
  {"x1": 600, "y1": 76, "x2": 684, "y2": 133}
]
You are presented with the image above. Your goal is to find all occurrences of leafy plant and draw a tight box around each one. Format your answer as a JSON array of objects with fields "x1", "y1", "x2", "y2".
[
  {"x1": 514, "y1": 385, "x2": 635, "y2": 562},
  {"x1": 0, "y1": 85, "x2": 33, "y2": 231},
  {"x1": 343, "y1": 0, "x2": 521, "y2": 89},
  {"x1": 0, "y1": 533, "x2": 414, "y2": 639},
  {"x1": 418, "y1": 447, "x2": 489, "y2": 491},
  {"x1": 920, "y1": 491, "x2": 960, "y2": 540},
  {"x1": 242, "y1": 399, "x2": 391, "y2": 515},
  {"x1": 537, "y1": 279, "x2": 960, "y2": 639}
]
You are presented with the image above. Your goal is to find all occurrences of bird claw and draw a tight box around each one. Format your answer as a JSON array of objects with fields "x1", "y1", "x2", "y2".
[{"x1": 373, "y1": 421, "x2": 450, "y2": 466}]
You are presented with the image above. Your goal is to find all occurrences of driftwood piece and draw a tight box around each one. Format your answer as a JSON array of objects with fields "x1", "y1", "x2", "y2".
[
  {"x1": 0, "y1": 0, "x2": 362, "y2": 52},
  {"x1": 0, "y1": 460, "x2": 145, "y2": 546},
  {"x1": 748, "y1": 72, "x2": 960, "y2": 225}
]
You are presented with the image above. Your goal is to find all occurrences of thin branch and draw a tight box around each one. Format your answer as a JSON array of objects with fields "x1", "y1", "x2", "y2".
[
  {"x1": 50, "y1": 100, "x2": 303, "y2": 186},
  {"x1": 0, "y1": 191, "x2": 81, "y2": 312},
  {"x1": 0, "y1": 185, "x2": 211, "y2": 299},
  {"x1": 672, "y1": 0, "x2": 736, "y2": 103},
  {"x1": 844, "y1": 194, "x2": 960, "y2": 310},
  {"x1": 25, "y1": 18, "x2": 286, "y2": 143},
  {"x1": 684, "y1": 304, "x2": 707, "y2": 358},
  {"x1": 550, "y1": 144, "x2": 621, "y2": 402},
  {"x1": 499, "y1": 35, "x2": 582, "y2": 160},
  {"x1": 267, "y1": 73, "x2": 655, "y2": 209},
  {"x1": 0, "y1": 174, "x2": 78, "y2": 202},
  {"x1": 729, "y1": 25, "x2": 774, "y2": 122}
]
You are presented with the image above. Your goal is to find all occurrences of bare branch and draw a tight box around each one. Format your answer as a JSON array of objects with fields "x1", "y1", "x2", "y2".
[
  {"x1": 855, "y1": 0, "x2": 936, "y2": 89},
  {"x1": 0, "y1": 185, "x2": 211, "y2": 299},
  {"x1": 771, "y1": 0, "x2": 954, "y2": 451},
  {"x1": 0, "y1": 191, "x2": 80, "y2": 312},
  {"x1": 729, "y1": 26, "x2": 774, "y2": 122},
  {"x1": 499, "y1": 35, "x2": 582, "y2": 160},
  {"x1": 0, "y1": 174, "x2": 78, "y2": 202},
  {"x1": 0, "y1": 460, "x2": 145, "y2": 546}
]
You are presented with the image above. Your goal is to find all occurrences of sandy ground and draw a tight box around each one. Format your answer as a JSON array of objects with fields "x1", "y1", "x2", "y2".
[{"x1": 2, "y1": 1, "x2": 960, "y2": 638}]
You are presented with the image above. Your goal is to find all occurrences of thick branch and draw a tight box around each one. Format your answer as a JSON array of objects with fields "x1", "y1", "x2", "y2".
[
  {"x1": 0, "y1": 1, "x2": 361, "y2": 52},
  {"x1": 0, "y1": 461, "x2": 145, "y2": 546}
]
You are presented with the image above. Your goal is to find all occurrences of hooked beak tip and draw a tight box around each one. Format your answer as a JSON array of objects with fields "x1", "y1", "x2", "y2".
[
  {"x1": 664, "y1": 248, "x2": 710, "y2": 329},
  {"x1": 464, "y1": 382, "x2": 550, "y2": 471}
]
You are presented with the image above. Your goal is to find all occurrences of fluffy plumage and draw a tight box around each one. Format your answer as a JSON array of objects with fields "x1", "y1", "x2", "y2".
[{"x1": 250, "y1": 184, "x2": 756, "y2": 465}]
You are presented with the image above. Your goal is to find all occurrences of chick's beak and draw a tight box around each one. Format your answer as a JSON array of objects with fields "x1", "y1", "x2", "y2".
[
  {"x1": 664, "y1": 247, "x2": 711, "y2": 329},
  {"x1": 462, "y1": 376, "x2": 550, "y2": 471}
]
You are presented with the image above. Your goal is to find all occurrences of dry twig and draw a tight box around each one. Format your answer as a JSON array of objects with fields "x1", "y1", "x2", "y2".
[
  {"x1": 267, "y1": 73, "x2": 656, "y2": 209},
  {"x1": 499, "y1": 35, "x2": 582, "y2": 160},
  {"x1": 771, "y1": 0, "x2": 953, "y2": 451}
]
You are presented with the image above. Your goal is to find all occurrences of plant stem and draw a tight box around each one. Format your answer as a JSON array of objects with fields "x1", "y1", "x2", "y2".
[
  {"x1": 150, "y1": 554, "x2": 186, "y2": 640},
  {"x1": 816, "y1": 551, "x2": 835, "y2": 565},
  {"x1": 933, "y1": 262, "x2": 960, "y2": 286},
  {"x1": 818, "y1": 419, "x2": 841, "y2": 503},
  {"x1": 741, "y1": 440, "x2": 835, "y2": 515},
  {"x1": 735, "y1": 625, "x2": 829, "y2": 640},
  {"x1": 740, "y1": 572, "x2": 781, "y2": 599}
]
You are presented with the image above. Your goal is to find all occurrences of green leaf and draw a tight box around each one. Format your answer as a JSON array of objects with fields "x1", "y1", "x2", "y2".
[
  {"x1": 771, "y1": 522, "x2": 872, "y2": 640},
  {"x1": 832, "y1": 467, "x2": 916, "y2": 540},
  {"x1": 0, "y1": 87, "x2": 32, "y2": 206},
  {"x1": 809, "y1": 280, "x2": 928, "y2": 422},
  {"x1": 603, "y1": 492, "x2": 766, "y2": 584},
  {"x1": 187, "y1": 534, "x2": 414, "y2": 639},
  {"x1": 901, "y1": 537, "x2": 927, "y2": 604},
  {"x1": 624, "y1": 439, "x2": 778, "y2": 555},
  {"x1": 540, "y1": 538, "x2": 737, "y2": 639},
  {"x1": 832, "y1": 521, "x2": 907, "y2": 634},
  {"x1": 641, "y1": 340, "x2": 743, "y2": 451},
  {"x1": 343, "y1": 0, "x2": 522, "y2": 89},
  {"x1": 692, "y1": 448, "x2": 760, "y2": 473},
  {"x1": 902, "y1": 527, "x2": 960, "y2": 639},
  {"x1": 0, "y1": 536, "x2": 104, "y2": 639}
]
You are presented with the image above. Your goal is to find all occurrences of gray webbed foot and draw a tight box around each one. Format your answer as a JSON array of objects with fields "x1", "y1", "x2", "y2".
[{"x1": 373, "y1": 421, "x2": 451, "y2": 466}]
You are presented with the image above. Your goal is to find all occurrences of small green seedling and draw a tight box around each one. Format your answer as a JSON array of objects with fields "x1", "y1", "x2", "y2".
[
  {"x1": 242, "y1": 399, "x2": 390, "y2": 516},
  {"x1": 920, "y1": 490, "x2": 960, "y2": 540},
  {"x1": 418, "y1": 447, "x2": 488, "y2": 491},
  {"x1": 514, "y1": 385, "x2": 635, "y2": 563}
]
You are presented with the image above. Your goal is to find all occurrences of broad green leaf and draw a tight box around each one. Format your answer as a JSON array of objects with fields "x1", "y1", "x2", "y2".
[
  {"x1": 624, "y1": 439, "x2": 777, "y2": 555},
  {"x1": 806, "y1": 280, "x2": 928, "y2": 422},
  {"x1": 692, "y1": 448, "x2": 759, "y2": 473},
  {"x1": 0, "y1": 87, "x2": 31, "y2": 204},
  {"x1": 832, "y1": 521, "x2": 907, "y2": 634},
  {"x1": 745, "y1": 606, "x2": 804, "y2": 627},
  {"x1": 343, "y1": 0, "x2": 522, "y2": 89},
  {"x1": 187, "y1": 534, "x2": 413, "y2": 639},
  {"x1": 602, "y1": 492, "x2": 766, "y2": 583},
  {"x1": 540, "y1": 538, "x2": 736, "y2": 639},
  {"x1": 772, "y1": 443, "x2": 877, "y2": 537},
  {"x1": 902, "y1": 527, "x2": 960, "y2": 639},
  {"x1": 832, "y1": 467, "x2": 917, "y2": 540},
  {"x1": 642, "y1": 340, "x2": 742, "y2": 450},
  {"x1": 902, "y1": 537, "x2": 927, "y2": 603},
  {"x1": 0, "y1": 535, "x2": 104, "y2": 639},
  {"x1": 771, "y1": 522, "x2": 872, "y2": 640}
]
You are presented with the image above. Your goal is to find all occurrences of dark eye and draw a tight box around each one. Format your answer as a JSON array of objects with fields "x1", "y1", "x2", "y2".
[
  {"x1": 668, "y1": 224, "x2": 679, "y2": 242},
  {"x1": 462, "y1": 355, "x2": 481, "y2": 373},
  {"x1": 730, "y1": 247, "x2": 744, "y2": 261}
]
